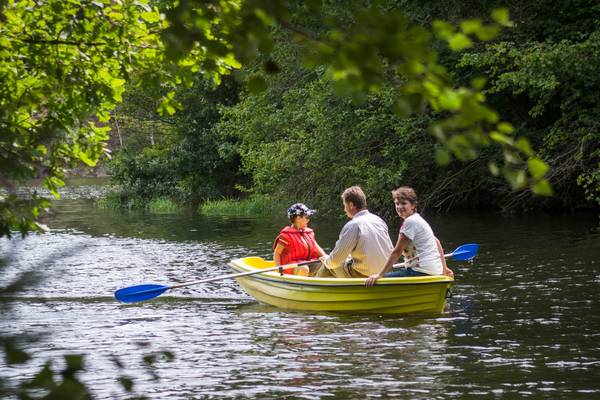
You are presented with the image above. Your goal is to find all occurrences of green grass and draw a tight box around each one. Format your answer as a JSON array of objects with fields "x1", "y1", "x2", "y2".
[
  {"x1": 199, "y1": 195, "x2": 286, "y2": 216},
  {"x1": 96, "y1": 192, "x2": 181, "y2": 213},
  {"x1": 95, "y1": 192, "x2": 129, "y2": 210},
  {"x1": 148, "y1": 197, "x2": 180, "y2": 213}
]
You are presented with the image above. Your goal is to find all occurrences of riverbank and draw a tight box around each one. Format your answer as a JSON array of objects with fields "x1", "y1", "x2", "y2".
[
  {"x1": 7, "y1": 177, "x2": 599, "y2": 218},
  {"x1": 1, "y1": 177, "x2": 113, "y2": 201}
]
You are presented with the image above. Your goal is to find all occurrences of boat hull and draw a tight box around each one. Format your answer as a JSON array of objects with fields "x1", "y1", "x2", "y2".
[{"x1": 229, "y1": 257, "x2": 453, "y2": 314}]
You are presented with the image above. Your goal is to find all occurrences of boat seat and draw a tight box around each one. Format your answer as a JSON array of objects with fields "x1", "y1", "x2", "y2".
[{"x1": 242, "y1": 256, "x2": 275, "y2": 269}]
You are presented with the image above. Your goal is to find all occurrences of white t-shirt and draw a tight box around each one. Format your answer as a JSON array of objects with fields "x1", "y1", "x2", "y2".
[{"x1": 400, "y1": 213, "x2": 443, "y2": 275}]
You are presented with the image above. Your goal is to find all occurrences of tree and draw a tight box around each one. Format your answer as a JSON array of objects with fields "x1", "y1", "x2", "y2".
[
  {"x1": 0, "y1": 0, "x2": 239, "y2": 236},
  {"x1": 108, "y1": 75, "x2": 243, "y2": 207},
  {"x1": 1, "y1": 0, "x2": 551, "y2": 237}
]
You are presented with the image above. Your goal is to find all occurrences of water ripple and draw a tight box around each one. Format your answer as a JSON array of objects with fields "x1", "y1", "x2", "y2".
[{"x1": 1, "y1": 204, "x2": 600, "y2": 399}]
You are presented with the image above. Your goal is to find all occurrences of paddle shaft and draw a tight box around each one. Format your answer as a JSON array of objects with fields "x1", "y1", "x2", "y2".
[
  {"x1": 161, "y1": 247, "x2": 464, "y2": 290},
  {"x1": 169, "y1": 259, "x2": 319, "y2": 290}
]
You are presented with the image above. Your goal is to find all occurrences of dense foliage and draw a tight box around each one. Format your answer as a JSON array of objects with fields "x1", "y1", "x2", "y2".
[
  {"x1": 0, "y1": 0, "x2": 198, "y2": 236},
  {"x1": 456, "y1": 0, "x2": 600, "y2": 209},
  {"x1": 107, "y1": 76, "x2": 243, "y2": 208},
  {"x1": 112, "y1": 1, "x2": 599, "y2": 215},
  {"x1": 3, "y1": 0, "x2": 564, "y2": 237}
]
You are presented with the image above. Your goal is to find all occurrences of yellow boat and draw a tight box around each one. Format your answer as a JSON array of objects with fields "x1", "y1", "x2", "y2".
[{"x1": 229, "y1": 256, "x2": 454, "y2": 314}]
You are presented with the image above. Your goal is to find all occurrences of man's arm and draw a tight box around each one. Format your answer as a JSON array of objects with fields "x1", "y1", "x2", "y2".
[{"x1": 321, "y1": 222, "x2": 359, "y2": 269}]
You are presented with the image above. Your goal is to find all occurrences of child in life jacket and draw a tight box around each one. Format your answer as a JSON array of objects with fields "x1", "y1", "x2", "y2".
[{"x1": 273, "y1": 203, "x2": 326, "y2": 276}]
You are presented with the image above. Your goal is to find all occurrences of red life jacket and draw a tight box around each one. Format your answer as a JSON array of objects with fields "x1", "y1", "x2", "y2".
[{"x1": 273, "y1": 226, "x2": 320, "y2": 273}]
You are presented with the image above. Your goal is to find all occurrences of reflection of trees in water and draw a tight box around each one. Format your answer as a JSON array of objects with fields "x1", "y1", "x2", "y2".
[
  {"x1": 230, "y1": 308, "x2": 452, "y2": 397},
  {"x1": 0, "y1": 232, "x2": 253, "y2": 300},
  {"x1": 39, "y1": 199, "x2": 292, "y2": 249},
  {"x1": 36, "y1": 198, "x2": 357, "y2": 256}
]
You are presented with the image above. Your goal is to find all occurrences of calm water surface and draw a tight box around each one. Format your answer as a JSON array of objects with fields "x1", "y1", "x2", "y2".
[{"x1": 1, "y1": 199, "x2": 599, "y2": 399}]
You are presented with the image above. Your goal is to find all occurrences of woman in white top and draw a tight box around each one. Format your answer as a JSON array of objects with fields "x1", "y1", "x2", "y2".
[{"x1": 365, "y1": 187, "x2": 453, "y2": 286}]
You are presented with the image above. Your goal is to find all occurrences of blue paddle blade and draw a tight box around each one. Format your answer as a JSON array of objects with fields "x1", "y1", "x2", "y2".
[
  {"x1": 450, "y1": 243, "x2": 480, "y2": 261},
  {"x1": 114, "y1": 284, "x2": 169, "y2": 303}
]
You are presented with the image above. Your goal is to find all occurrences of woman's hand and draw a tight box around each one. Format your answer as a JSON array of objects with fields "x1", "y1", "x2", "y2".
[
  {"x1": 444, "y1": 267, "x2": 454, "y2": 278},
  {"x1": 365, "y1": 273, "x2": 382, "y2": 287}
]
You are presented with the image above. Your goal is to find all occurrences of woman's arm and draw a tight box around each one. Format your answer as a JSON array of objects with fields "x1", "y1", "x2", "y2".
[
  {"x1": 365, "y1": 233, "x2": 410, "y2": 286},
  {"x1": 273, "y1": 243, "x2": 285, "y2": 266},
  {"x1": 435, "y1": 238, "x2": 453, "y2": 278}
]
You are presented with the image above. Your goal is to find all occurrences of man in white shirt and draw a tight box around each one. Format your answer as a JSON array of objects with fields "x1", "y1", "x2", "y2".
[{"x1": 314, "y1": 186, "x2": 393, "y2": 278}]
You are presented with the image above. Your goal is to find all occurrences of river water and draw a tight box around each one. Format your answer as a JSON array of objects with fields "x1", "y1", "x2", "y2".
[{"x1": 1, "y1": 198, "x2": 599, "y2": 399}]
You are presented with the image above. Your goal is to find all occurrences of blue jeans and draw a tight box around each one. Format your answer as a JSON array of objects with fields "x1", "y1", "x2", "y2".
[{"x1": 384, "y1": 268, "x2": 428, "y2": 278}]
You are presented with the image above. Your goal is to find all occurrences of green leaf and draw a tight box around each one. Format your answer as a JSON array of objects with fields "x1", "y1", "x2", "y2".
[
  {"x1": 4, "y1": 341, "x2": 31, "y2": 364},
  {"x1": 162, "y1": 351, "x2": 175, "y2": 361},
  {"x1": 471, "y1": 77, "x2": 487, "y2": 90},
  {"x1": 108, "y1": 11, "x2": 124, "y2": 21},
  {"x1": 491, "y1": 8, "x2": 512, "y2": 27},
  {"x1": 223, "y1": 53, "x2": 242, "y2": 69},
  {"x1": 460, "y1": 19, "x2": 482, "y2": 35},
  {"x1": 423, "y1": 80, "x2": 441, "y2": 97},
  {"x1": 503, "y1": 149, "x2": 521, "y2": 164},
  {"x1": 475, "y1": 26, "x2": 500, "y2": 41},
  {"x1": 28, "y1": 363, "x2": 55, "y2": 389},
  {"x1": 79, "y1": 151, "x2": 97, "y2": 167},
  {"x1": 516, "y1": 137, "x2": 533, "y2": 156},
  {"x1": 488, "y1": 162, "x2": 500, "y2": 176},
  {"x1": 254, "y1": 8, "x2": 274, "y2": 26},
  {"x1": 143, "y1": 354, "x2": 156, "y2": 365},
  {"x1": 141, "y1": 11, "x2": 160, "y2": 23},
  {"x1": 490, "y1": 131, "x2": 514, "y2": 146},
  {"x1": 439, "y1": 89, "x2": 462, "y2": 110},
  {"x1": 528, "y1": 157, "x2": 549, "y2": 179},
  {"x1": 433, "y1": 20, "x2": 455, "y2": 40},
  {"x1": 50, "y1": 176, "x2": 65, "y2": 188},
  {"x1": 158, "y1": 92, "x2": 182, "y2": 116},
  {"x1": 65, "y1": 354, "x2": 85, "y2": 373},
  {"x1": 448, "y1": 33, "x2": 473, "y2": 51},
  {"x1": 405, "y1": 60, "x2": 425, "y2": 75},
  {"x1": 532, "y1": 179, "x2": 553, "y2": 196},
  {"x1": 118, "y1": 376, "x2": 134, "y2": 392},
  {"x1": 497, "y1": 122, "x2": 514, "y2": 134},
  {"x1": 504, "y1": 169, "x2": 527, "y2": 190},
  {"x1": 0, "y1": 36, "x2": 11, "y2": 48}
]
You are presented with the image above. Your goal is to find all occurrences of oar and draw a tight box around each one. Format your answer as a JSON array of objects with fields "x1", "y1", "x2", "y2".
[
  {"x1": 114, "y1": 259, "x2": 321, "y2": 304},
  {"x1": 392, "y1": 243, "x2": 479, "y2": 269},
  {"x1": 446, "y1": 243, "x2": 479, "y2": 261},
  {"x1": 115, "y1": 244, "x2": 479, "y2": 303}
]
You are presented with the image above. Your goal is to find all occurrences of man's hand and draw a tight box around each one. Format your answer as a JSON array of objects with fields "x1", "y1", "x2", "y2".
[
  {"x1": 444, "y1": 267, "x2": 454, "y2": 278},
  {"x1": 365, "y1": 273, "x2": 381, "y2": 287}
]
